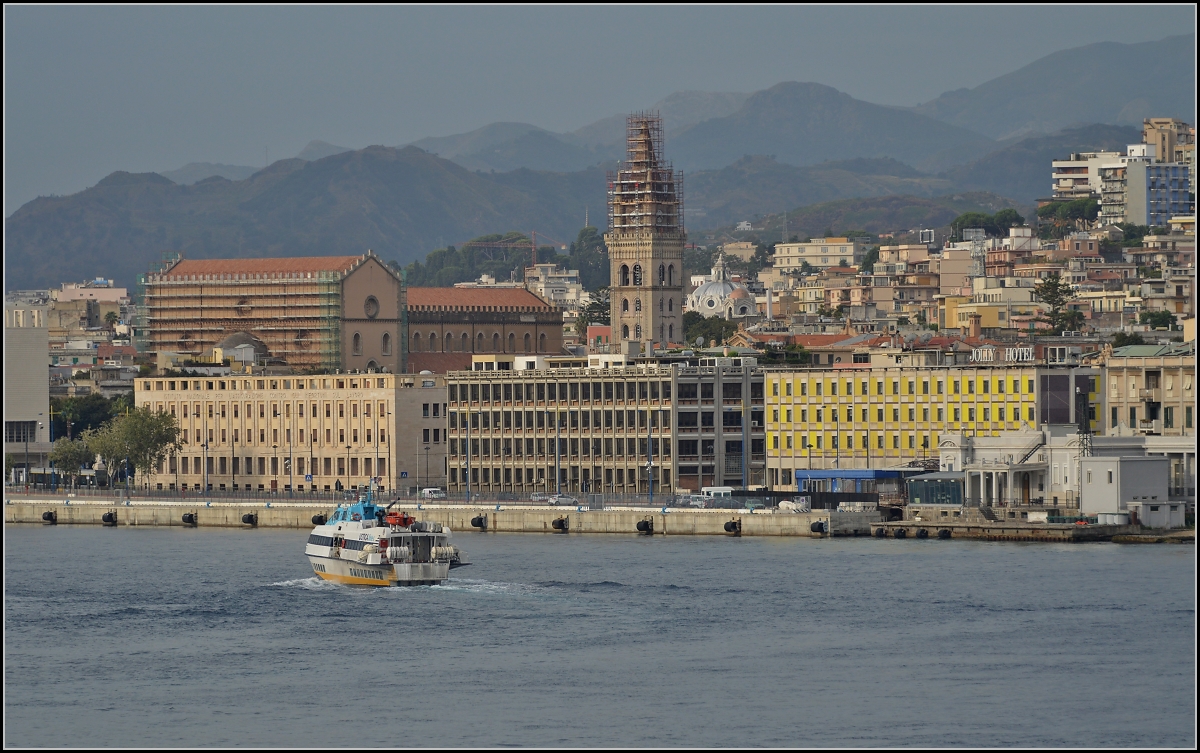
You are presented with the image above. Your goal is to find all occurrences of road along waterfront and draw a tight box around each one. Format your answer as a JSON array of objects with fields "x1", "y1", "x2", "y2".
[{"x1": 4, "y1": 526, "x2": 1194, "y2": 747}]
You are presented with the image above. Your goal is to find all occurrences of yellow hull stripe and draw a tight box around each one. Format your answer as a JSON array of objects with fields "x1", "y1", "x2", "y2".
[{"x1": 315, "y1": 570, "x2": 397, "y2": 587}]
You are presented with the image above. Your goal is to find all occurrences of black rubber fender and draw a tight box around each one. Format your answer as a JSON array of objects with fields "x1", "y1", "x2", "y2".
[
  {"x1": 470, "y1": 515, "x2": 487, "y2": 529},
  {"x1": 893, "y1": 527, "x2": 907, "y2": 539},
  {"x1": 551, "y1": 517, "x2": 568, "y2": 531},
  {"x1": 916, "y1": 528, "x2": 929, "y2": 539},
  {"x1": 182, "y1": 512, "x2": 197, "y2": 526},
  {"x1": 723, "y1": 520, "x2": 741, "y2": 533},
  {"x1": 874, "y1": 527, "x2": 887, "y2": 538},
  {"x1": 937, "y1": 529, "x2": 952, "y2": 540},
  {"x1": 101, "y1": 511, "x2": 117, "y2": 526},
  {"x1": 311, "y1": 514, "x2": 327, "y2": 526},
  {"x1": 241, "y1": 513, "x2": 258, "y2": 526},
  {"x1": 636, "y1": 520, "x2": 652, "y2": 533},
  {"x1": 42, "y1": 511, "x2": 57, "y2": 524},
  {"x1": 810, "y1": 521, "x2": 826, "y2": 534}
]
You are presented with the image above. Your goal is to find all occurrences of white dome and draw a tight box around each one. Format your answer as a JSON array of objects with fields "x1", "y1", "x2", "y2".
[{"x1": 687, "y1": 253, "x2": 753, "y2": 318}]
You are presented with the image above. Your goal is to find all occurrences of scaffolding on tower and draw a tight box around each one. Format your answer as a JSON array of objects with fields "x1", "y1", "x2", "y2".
[{"x1": 607, "y1": 112, "x2": 684, "y2": 234}]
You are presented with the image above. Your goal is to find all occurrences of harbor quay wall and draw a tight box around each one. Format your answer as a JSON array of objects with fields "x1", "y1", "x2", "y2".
[{"x1": 4, "y1": 497, "x2": 876, "y2": 538}]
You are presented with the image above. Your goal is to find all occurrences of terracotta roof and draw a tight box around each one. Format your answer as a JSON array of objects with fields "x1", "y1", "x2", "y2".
[
  {"x1": 407, "y1": 287, "x2": 553, "y2": 311},
  {"x1": 789, "y1": 334, "x2": 858, "y2": 347},
  {"x1": 163, "y1": 255, "x2": 362, "y2": 278}
]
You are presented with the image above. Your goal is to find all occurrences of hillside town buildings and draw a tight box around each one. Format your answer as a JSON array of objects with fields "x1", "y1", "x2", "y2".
[{"x1": 6, "y1": 112, "x2": 1196, "y2": 517}]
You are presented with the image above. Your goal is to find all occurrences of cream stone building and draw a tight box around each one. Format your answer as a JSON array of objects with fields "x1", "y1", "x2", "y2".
[{"x1": 133, "y1": 372, "x2": 448, "y2": 494}]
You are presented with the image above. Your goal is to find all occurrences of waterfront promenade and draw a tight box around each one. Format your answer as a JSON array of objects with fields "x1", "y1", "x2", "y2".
[{"x1": 7, "y1": 491, "x2": 1185, "y2": 542}]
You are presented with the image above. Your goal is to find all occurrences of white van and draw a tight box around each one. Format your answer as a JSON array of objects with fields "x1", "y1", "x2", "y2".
[
  {"x1": 420, "y1": 488, "x2": 447, "y2": 500},
  {"x1": 700, "y1": 486, "x2": 735, "y2": 498}
]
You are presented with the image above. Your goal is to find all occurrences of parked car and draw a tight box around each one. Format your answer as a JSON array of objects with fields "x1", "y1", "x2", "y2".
[
  {"x1": 530, "y1": 492, "x2": 551, "y2": 503},
  {"x1": 549, "y1": 495, "x2": 579, "y2": 506},
  {"x1": 420, "y1": 488, "x2": 447, "y2": 500}
]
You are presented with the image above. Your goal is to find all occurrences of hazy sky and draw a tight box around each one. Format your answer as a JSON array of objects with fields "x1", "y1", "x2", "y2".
[{"x1": 4, "y1": 5, "x2": 1196, "y2": 216}]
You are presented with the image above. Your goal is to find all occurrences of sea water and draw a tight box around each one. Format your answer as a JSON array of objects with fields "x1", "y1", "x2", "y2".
[{"x1": 4, "y1": 526, "x2": 1194, "y2": 747}]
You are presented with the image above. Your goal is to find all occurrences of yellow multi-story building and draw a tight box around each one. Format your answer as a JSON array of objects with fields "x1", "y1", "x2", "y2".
[{"x1": 764, "y1": 365, "x2": 1100, "y2": 490}]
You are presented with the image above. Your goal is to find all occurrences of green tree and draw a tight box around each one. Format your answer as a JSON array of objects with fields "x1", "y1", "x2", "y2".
[
  {"x1": 992, "y1": 208, "x2": 1025, "y2": 230},
  {"x1": 104, "y1": 310, "x2": 119, "y2": 328},
  {"x1": 858, "y1": 246, "x2": 880, "y2": 273},
  {"x1": 49, "y1": 438, "x2": 94, "y2": 488},
  {"x1": 1032, "y1": 273, "x2": 1079, "y2": 333},
  {"x1": 569, "y1": 226, "x2": 610, "y2": 291},
  {"x1": 51, "y1": 392, "x2": 120, "y2": 439},
  {"x1": 85, "y1": 408, "x2": 180, "y2": 488},
  {"x1": 1139, "y1": 310, "x2": 1177, "y2": 329},
  {"x1": 951, "y1": 211, "x2": 998, "y2": 239},
  {"x1": 1111, "y1": 332, "x2": 1145, "y2": 347},
  {"x1": 682, "y1": 311, "x2": 737, "y2": 348},
  {"x1": 576, "y1": 286, "x2": 611, "y2": 335}
]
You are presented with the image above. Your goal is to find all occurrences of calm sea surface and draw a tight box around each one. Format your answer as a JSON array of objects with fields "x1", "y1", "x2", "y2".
[{"x1": 4, "y1": 526, "x2": 1195, "y2": 747}]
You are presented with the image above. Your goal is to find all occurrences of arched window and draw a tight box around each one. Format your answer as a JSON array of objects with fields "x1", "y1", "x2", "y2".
[
  {"x1": 622, "y1": 298, "x2": 629, "y2": 312},
  {"x1": 634, "y1": 324, "x2": 642, "y2": 339},
  {"x1": 739, "y1": 306, "x2": 748, "y2": 315},
  {"x1": 622, "y1": 324, "x2": 629, "y2": 339},
  {"x1": 476, "y1": 332, "x2": 484, "y2": 352},
  {"x1": 668, "y1": 265, "x2": 675, "y2": 286},
  {"x1": 353, "y1": 332, "x2": 362, "y2": 355},
  {"x1": 411, "y1": 332, "x2": 421, "y2": 352},
  {"x1": 668, "y1": 298, "x2": 674, "y2": 312},
  {"x1": 429, "y1": 332, "x2": 438, "y2": 352},
  {"x1": 493, "y1": 333, "x2": 500, "y2": 352},
  {"x1": 524, "y1": 333, "x2": 532, "y2": 352},
  {"x1": 634, "y1": 298, "x2": 641, "y2": 312},
  {"x1": 620, "y1": 265, "x2": 630, "y2": 286},
  {"x1": 508, "y1": 333, "x2": 515, "y2": 352},
  {"x1": 382, "y1": 332, "x2": 392, "y2": 356},
  {"x1": 367, "y1": 359, "x2": 378, "y2": 371},
  {"x1": 461, "y1": 333, "x2": 469, "y2": 352},
  {"x1": 538, "y1": 333, "x2": 547, "y2": 352},
  {"x1": 659, "y1": 264, "x2": 665, "y2": 284},
  {"x1": 633, "y1": 264, "x2": 642, "y2": 285},
  {"x1": 669, "y1": 324, "x2": 674, "y2": 340}
]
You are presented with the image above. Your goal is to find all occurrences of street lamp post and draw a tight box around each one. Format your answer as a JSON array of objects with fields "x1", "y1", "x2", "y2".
[
  {"x1": 555, "y1": 409, "x2": 561, "y2": 496},
  {"x1": 424, "y1": 445, "x2": 430, "y2": 491},
  {"x1": 272, "y1": 443, "x2": 278, "y2": 494},
  {"x1": 345, "y1": 444, "x2": 351, "y2": 495},
  {"x1": 202, "y1": 441, "x2": 209, "y2": 496}
]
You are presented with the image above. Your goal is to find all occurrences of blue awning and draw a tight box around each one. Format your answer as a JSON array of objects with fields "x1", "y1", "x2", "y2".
[{"x1": 794, "y1": 469, "x2": 906, "y2": 481}]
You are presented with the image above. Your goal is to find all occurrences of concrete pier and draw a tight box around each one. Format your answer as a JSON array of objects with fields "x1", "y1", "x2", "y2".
[
  {"x1": 4, "y1": 496, "x2": 878, "y2": 538},
  {"x1": 872, "y1": 520, "x2": 1145, "y2": 542}
]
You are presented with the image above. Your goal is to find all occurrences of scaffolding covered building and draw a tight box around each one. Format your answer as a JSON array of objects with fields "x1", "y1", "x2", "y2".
[
  {"x1": 606, "y1": 113, "x2": 685, "y2": 351},
  {"x1": 141, "y1": 251, "x2": 406, "y2": 373}
]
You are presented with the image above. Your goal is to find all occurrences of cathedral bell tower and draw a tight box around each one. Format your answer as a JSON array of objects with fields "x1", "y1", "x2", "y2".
[{"x1": 605, "y1": 113, "x2": 684, "y2": 353}]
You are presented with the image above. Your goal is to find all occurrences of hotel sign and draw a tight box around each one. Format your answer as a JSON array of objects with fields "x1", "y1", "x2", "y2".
[{"x1": 969, "y1": 346, "x2": 1034, "y2": 363}]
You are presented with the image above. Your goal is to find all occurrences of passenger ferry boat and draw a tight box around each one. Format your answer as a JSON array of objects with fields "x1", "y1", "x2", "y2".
[{"x1": 304, "y1": 484, "x2": 468, "y2": 586}]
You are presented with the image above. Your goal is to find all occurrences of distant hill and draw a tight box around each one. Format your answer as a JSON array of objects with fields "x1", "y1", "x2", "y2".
[
  {"x1": 940, "y1": 124, "x2": 1142, "y2": 202},
  {"x1": 686, "y1": 156, "x2": 955, "y2": 229},
  {"x1": 914, "y1": 34, "x2": 1195, "y2": 140},
  {"x1": 709, "y1": 192, "x2": 1030, "y2": 242},
  {"x1": 667, "y1": 82, "x2": 995, "y2": 172},
  {"x1": 4, "y1": 146, "x2": 606, "y2": 291},
  {"x1": 565, "y1": 90, "x2": 750, "y2": 149},
  {"x1": 296, "y1": 140, "x2": 353, "y2": 161},
  {"x1": 158, "y1": 162, "x2": 260, "y2": 185}
]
